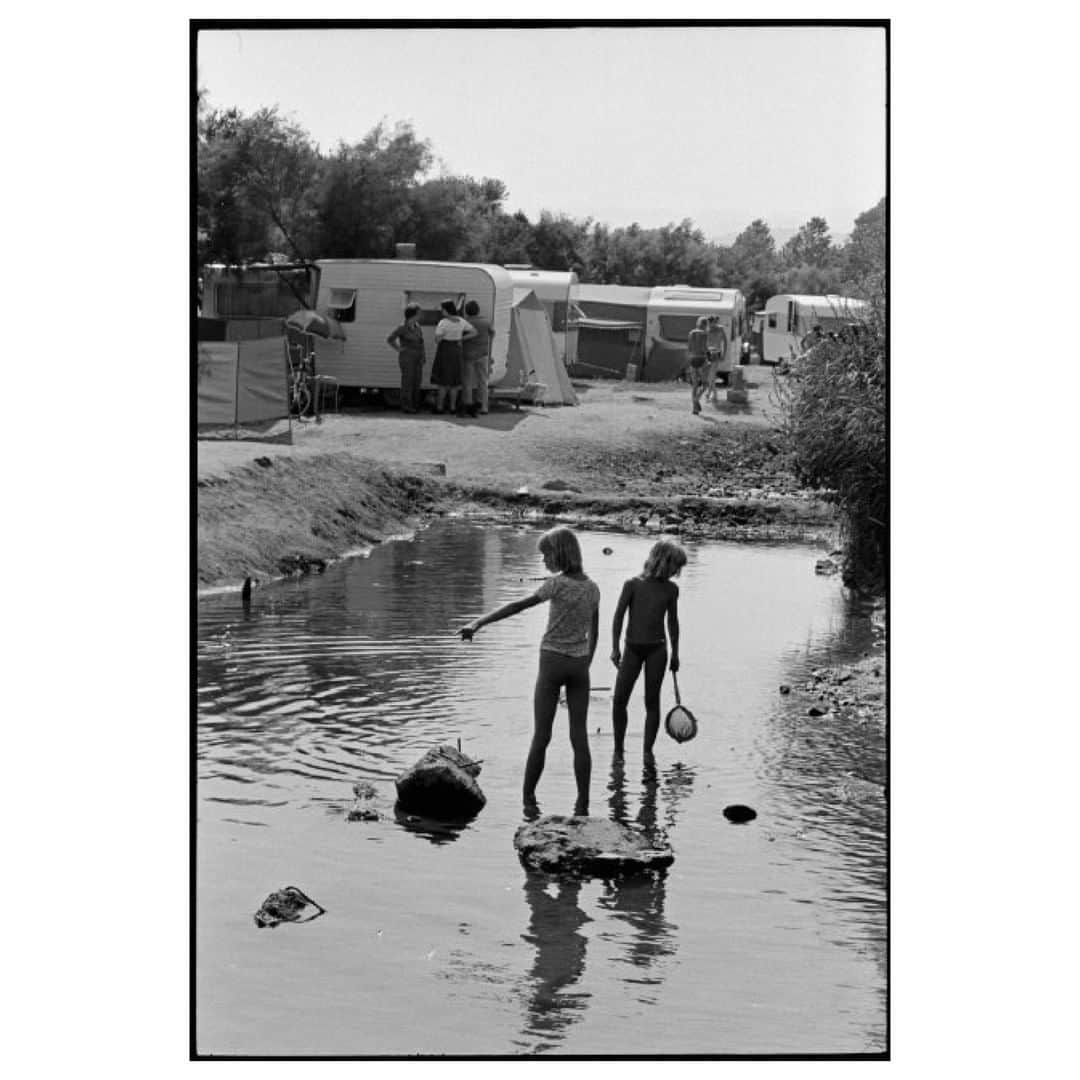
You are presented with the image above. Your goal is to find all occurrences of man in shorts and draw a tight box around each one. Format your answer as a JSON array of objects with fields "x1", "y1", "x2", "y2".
[
  {"x1": 704, "y1": 315, "x2": 728, "y2": 404},
  {"x1": 686, "y1": 316, "x2": 709, "y2": 414}
]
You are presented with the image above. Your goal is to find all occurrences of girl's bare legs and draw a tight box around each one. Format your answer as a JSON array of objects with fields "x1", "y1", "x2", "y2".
[
  {"x1": 611, "y1": 647, "x2": 646, "y2": 756},
  {"x1": 641, "y1": 646, "x2": 669, "y2": 752},
  {"x1": 565, "y1": 671, "x2": 592, "y2": 815},
  {"x1": 525, "y1": 659, "x2": 560, "y2": 809},
  {"x1": 435, "y1": 387, "x2": 448, "y2": 412}
]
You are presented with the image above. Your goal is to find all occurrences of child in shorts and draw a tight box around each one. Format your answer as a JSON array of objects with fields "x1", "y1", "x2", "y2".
[{"x1": 610, "y1": 539, "x2": 687, "y2": 755}]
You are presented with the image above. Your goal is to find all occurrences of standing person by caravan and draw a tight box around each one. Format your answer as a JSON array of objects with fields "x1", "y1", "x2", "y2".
[
  {"x1": 686, "y1": 317, "x2": 709, "y2": 415},
  {"x1": 385, "y1": 303, "x2": 426, "y2": 413},
  {"x1": 431, "y1": 300, "x2": 476, "y2": 415},
  {"x1": 643, "y1": 286, "x2": 746, "y2": 383},
  {"x1": 704, "y1": 315, "x2": 729, "y2": 403},
  {"x1": 461, "y1": 299, "x2": 493, "y2": 417}
]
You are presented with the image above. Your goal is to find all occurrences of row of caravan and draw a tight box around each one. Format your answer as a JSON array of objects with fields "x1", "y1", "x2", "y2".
[{"x1": 200, "y1": 260, "x2": 867, "y2": 392}]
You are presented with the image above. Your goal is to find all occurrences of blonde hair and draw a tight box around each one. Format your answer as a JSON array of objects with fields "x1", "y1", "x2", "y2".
[
  {"x1": 642, "y1": 539, "x2": 687, "y2": 581},
  {"x1": 538, "y1": 526, "x2": 583, "y2": 574}
]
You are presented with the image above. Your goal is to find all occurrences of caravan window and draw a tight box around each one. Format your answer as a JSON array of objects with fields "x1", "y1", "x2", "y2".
[
  {"x1": 550, "y1": 301, "x2": 568, "y2": 332},
  {"x1": 406, "y1": 291, "x2": 467, "y2": 327},
  {"x1": 767, "y1": 313, "x2": 778, "y2": 330},
  {"x1": 787, "y1": 301, "x2": 796, "y2": 334},
  {"x1": 328, "y1": 288, "x2": 357, "y2": 323},
  {"x1": 658, "y1": 314, "x2": 698, "y2": 342}
]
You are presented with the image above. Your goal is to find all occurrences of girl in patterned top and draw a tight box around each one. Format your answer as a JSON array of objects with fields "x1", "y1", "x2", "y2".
[{"x1": 460, "y1": 526, "x2": 600, "y2": 817}]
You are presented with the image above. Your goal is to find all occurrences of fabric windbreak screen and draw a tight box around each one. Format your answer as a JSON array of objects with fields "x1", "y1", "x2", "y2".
[
  {"x1": 197, "y1": 343, "x2": 239, "y2": 425},
  {"x1": 236, "y1": 337, "x2": 289, "y2": 424}
]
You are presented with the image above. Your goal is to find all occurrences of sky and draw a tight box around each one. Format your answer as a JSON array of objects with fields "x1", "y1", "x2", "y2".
[{"x1": 197, "y1": 25, "x2": 886, "y2": 244}]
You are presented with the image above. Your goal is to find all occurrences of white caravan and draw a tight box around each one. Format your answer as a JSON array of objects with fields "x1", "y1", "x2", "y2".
[
  {"x1": 312, "y1": 260, "x2": 514, "y2": 391},
  {"x1": 505, "y1": 267, "x2": 580, "y2": 368},
  {"x1": 760, "y1": 294, "x2": 869, "y2": 364},
  {"x1": 643, "y1": 286, "x2": 747, "y2": 383}
]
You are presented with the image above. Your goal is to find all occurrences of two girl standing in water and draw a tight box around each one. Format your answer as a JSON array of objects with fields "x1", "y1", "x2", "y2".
[{"x1": 460, "y1": 528, "x2": 686, "y2": 817}]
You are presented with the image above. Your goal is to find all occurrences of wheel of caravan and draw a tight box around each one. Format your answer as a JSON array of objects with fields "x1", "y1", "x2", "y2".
[{"x1": 382, "y1": 387, "x2": 402, "y2": 408}]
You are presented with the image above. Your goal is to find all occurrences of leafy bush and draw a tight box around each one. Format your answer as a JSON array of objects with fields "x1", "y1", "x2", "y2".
[{"x1": 773, "y1": 296, "x2": 887, "y2": 592}]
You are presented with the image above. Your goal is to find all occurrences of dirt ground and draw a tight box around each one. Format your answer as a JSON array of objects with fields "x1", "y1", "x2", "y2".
[{"x1": 198, "y1": 368, "x2": 793, "y2": 496}]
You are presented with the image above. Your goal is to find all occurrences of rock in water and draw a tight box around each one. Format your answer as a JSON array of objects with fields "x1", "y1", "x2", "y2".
[
  {"x1": 514, "y1": 815, "x2": 674, "y2": 876},
  {"x1": 722, "y1": 804, "x2": 757, "y2": 824},
  {"x1": 254, "y1": 886, "x2": 325, "y2": 928},
  {"x1": 347, "y1": 781, "x2": 381, "y2": 822},
  {"x1": 395, "y1": 744, "x2": 486, "y2": 818}
]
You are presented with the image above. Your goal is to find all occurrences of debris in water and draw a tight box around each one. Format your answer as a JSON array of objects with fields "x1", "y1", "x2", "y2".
[
  {"x1": 722, "y1": 805, "x2": 757, "y2": 824},
  {"x1": 779, "y1": 684, "x2": 791, "y2": 694},
  {"x1": 807, "y1": 705, "x2": 828, "y2": 717},
  {"x1": 602, "y1": 546, "x2": 614, "y2": 555},
  {"x1": 254, "y1": 886, "x2": 326, "y2": 928}
]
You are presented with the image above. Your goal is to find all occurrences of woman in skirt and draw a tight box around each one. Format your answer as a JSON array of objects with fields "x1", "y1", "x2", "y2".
[{"x1": 431, "y1": 299, "x2": 477, "y2": 414}]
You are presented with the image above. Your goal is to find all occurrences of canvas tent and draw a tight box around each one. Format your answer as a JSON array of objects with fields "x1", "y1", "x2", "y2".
[{"x1": 495, "y1": 288, "x2": 578, "y2": 405}]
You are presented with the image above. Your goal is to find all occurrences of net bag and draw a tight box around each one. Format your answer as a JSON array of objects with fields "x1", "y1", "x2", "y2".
[{"x1": 664, "y1": 672, "x2": 698, "y2": 743}]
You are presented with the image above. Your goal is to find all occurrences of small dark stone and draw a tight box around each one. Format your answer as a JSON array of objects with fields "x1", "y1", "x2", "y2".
[
  {"x1": 807, "y1": 705, "x2": 828, "y2": 717},
  {"x1": 602, "y1": 547, "x2": 614, "y2": 555},
  {"x1": 779, "y1": 684, "x2": 791, "y2": 695},
  {"x1": 722, "y1": 804, "x2": 757, "y2": 824}
]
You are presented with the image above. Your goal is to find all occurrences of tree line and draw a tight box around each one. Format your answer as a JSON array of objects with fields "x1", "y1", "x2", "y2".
[{"x1": 197, "y1": 101, "x2": 885, "y2": 309}]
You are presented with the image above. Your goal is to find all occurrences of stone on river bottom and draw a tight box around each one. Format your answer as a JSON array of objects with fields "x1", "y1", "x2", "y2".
[{"x1": 514, "y1": 814, "x2": 674, "y2": 876}]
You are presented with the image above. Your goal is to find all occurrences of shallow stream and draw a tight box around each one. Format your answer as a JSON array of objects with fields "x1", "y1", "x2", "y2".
[{"x1": 196, "y1": 522, "x2": 885, "y2": 1055}]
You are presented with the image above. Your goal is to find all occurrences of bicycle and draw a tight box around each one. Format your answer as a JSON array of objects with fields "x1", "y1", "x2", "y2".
[{"x1": 286, "y1": 342, "x2": 312, "y2": 417}]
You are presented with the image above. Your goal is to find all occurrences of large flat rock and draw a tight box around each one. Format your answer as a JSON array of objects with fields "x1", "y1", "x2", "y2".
[{"x1": 514, "y1": 814, "x2": 674, "y2": 876}]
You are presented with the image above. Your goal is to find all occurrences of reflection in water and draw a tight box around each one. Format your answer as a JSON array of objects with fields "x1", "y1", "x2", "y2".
[
  {"x1": 600, "y1": 757, "x2": 682, "y2": 995},
  {"x1": 519, "y1": 875, "x2": 591, "y2": 1052}
]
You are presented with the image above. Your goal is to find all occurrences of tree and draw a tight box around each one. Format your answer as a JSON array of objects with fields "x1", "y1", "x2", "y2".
[
  {"x1": 526, "y1": 211, "x2": 592, "y2": 271},
  {"x1": 314, "y1": 121, "x2": 433, "y2": 258},
  {"x1": 197, "y1": 106, "x2": 321, "y2": 264},
  {"x1": 841, "y1": 197, "x2": 886, "y2": 298},
  {"x1": 782, "y1": 216, "x2": 834, "y2": 269}
]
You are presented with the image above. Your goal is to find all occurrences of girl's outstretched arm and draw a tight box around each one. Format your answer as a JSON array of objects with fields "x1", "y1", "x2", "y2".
[
  {"x1": 666, "y1": 588, "x2": 681, "y2": 672},
  {"x1": 611, "y1": 579, "x2": 632, "y2": 666},
  {"x1": 460, "y1": 594, "x2": 543, "y2": 640},
  {"x1": 589, "y1": 607, "x2": 599, "y2": 666}
]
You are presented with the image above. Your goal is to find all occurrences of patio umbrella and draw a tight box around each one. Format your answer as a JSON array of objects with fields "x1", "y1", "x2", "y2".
[{"x1": 285, "y1": 309, "x2": 347, "y2": 340}]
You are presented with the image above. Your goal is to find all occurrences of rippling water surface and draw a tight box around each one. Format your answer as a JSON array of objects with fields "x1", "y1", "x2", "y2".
[{"x1": 196, "y1": 522, "x2": 886, "y2": 1056}]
